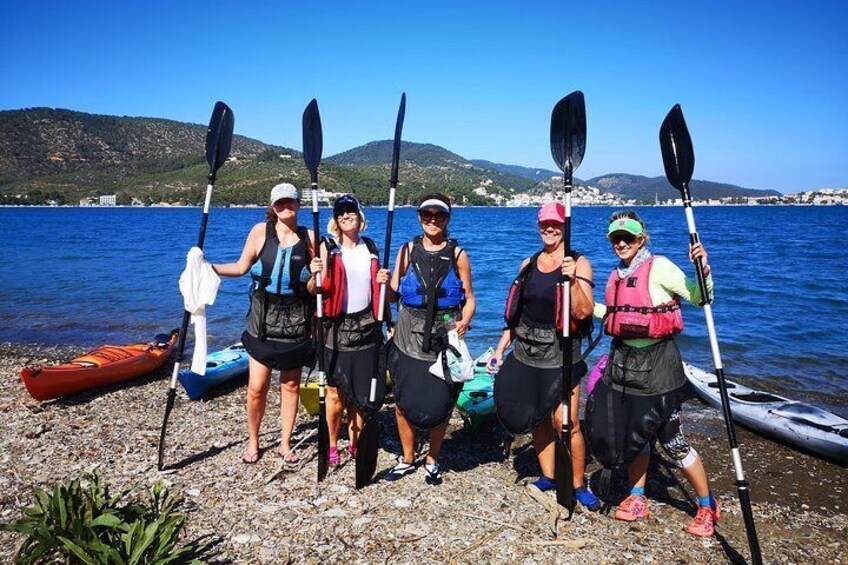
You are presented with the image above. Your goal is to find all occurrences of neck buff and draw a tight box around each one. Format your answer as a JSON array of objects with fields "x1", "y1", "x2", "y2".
[{"x1": 616, "y1": 247, "x2": 652, "y2": 279}]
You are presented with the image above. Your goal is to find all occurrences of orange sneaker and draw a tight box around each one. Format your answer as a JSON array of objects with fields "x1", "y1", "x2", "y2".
[
  {"x1": 614, "y1": 494, "x2": 650, "y2": 522},
  {"x1": 687, "y1": 499, "x2": 720, "y2": 537}
]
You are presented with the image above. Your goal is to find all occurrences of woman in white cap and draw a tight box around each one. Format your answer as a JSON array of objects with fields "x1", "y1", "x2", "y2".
[
  {"x1": 490, "y1": 202, "x2": 600, "y2": 510},
  {"x1": 212, "y1": 183, "x2": 320, "y2": 464},
  {"x1": 311, "y1": 195, "x2": 390, "y2": 465},
  {"x1": 584, "y1": 210, "x2": 719, "y2": 537},
  {"x1": 383, "y1": 192, "x2": 476, "y2": 485}
]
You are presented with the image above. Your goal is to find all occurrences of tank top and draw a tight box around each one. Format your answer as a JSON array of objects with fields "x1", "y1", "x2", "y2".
[
  {"x1": 522, "y1": 265, "x2": 559, "y2": 324},
  {"x1": 340, "y1": 242, "x2": 372, "y2": 313}
]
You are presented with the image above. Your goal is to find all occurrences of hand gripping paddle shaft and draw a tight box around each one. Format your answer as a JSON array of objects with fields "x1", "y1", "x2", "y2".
[
  {"x1": 356, "y1": 93, "x2": 406, "y2": 489},
  {"x1": 549, "y1": 91, "x2": 586, "y2": 517},
  {"x1": 157, "y1": 102, "x2": 234, "y2": 471},
  {"x1": 303, "y1": 99, "x2": 330, "y2": 482},
  {"x1": 660, "y1": 104, "x2": 762, "y2": 565}
]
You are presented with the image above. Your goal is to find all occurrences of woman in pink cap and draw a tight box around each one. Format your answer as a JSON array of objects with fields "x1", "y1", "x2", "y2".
[{"x1": 491, "y1": 201, "x2": 601, "y2": 510}]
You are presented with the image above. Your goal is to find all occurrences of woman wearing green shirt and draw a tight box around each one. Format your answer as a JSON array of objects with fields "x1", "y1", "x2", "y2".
[{"x1": 586, "y1": 210, "x2": 719, "y2": 537}]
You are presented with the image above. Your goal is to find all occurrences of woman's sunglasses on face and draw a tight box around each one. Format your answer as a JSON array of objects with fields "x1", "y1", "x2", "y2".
[
  {"x1": 538, "y1": 222, "x2": 562, "y2": 233},
  {"x1": 419, "y1": 211, "x2": 447, "y2": 222},
  {"x1": 609, "y1": 233, "x2": 638, "y2": 245}
]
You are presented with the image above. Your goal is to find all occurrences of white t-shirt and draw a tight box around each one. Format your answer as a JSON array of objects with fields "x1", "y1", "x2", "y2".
[{"x1": 340, "y1": 241, "x2": 372, "y2": 313}]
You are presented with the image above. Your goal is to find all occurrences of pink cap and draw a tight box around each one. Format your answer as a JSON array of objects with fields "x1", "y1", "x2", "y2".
[{"x1": 537, "y1": 202, "x2": 565, "y2": 224}]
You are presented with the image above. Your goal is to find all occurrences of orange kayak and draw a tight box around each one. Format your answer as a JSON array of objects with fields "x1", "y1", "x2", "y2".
[{"x1": 21, "y1": 331, "x2": 178, "y2": 401}]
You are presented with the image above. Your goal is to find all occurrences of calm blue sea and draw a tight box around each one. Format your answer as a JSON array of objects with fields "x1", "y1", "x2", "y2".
[{"x1": 1, "y1": 206, "x2": 846, "y2": 406}]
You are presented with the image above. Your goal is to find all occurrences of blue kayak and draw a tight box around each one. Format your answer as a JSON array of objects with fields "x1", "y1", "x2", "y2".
[{"x1": 178, "y1": 343, "x2": 249, "y2": 400}]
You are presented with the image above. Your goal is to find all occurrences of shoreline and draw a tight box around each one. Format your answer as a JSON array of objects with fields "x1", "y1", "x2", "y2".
[{"x1": 1, "y1": 341, "x2": 845, "y2": 563}]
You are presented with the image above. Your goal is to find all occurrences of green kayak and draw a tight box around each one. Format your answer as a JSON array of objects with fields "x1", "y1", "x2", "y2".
[{"x1": 456, "y1": 348, "x2": 496, "y2": 431}]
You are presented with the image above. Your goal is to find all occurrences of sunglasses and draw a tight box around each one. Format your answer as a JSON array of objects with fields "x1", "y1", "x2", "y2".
[
  {"x1": 419, "y1": 212, "x2": 447, "y2": 222},
  {"x1": 538, "y1": 222, "x2": 563, "y2": 233},
  {"x1": 610, "y1": 233, "x2": 639, "y2": 245},
  {"x1": 335, "y1": 208, "x2": 359, "y2": 218}
]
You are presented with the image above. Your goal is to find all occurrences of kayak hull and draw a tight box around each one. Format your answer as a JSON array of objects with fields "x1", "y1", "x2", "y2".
[
  {"x1": 178, "y1": 343, "x2": 249, "y2": 400},
  {"x1": 21, "y1": 333, "x2": 177, "y2": 401},
  {"x1": 685, "y1": 363, "x2": 848, "y2": 465}
]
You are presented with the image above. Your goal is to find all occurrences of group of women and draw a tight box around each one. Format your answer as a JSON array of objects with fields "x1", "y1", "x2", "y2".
[{"x1": 208, "y1": 181, "x2": 720, "y2": 538}]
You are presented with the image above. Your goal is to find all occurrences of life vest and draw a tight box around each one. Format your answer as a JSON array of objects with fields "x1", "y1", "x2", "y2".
[
  {"x1": 249, "y1": 222, "x2": 311, "y2": 297},
  {"x1": 398, "y1": 237, "x2": 465, "y2": 310},
  {"x1": 247, "y1": 222, "x2": 313, "y2": 342},
  {"x1": 504, "y1": 250, "x2": 592, "y2": 337},
  {"x1": 320, "y1": 236, "x2": 382, "y2": 320},
  {"x1": 603, "y1": 256, "x2": 684, "y2": 339}
]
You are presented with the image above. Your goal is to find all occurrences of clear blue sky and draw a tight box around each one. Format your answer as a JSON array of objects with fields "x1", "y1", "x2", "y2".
[{"x1": 2, "y1": 0, "x2": 846, "y2": 192}]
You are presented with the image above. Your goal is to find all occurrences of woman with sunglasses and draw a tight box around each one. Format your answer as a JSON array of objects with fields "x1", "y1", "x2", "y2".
[
  {"x1": 585, "y1": 210, "x2": 719, "y2": 537},
  {"x1": 211, "y1": 183, "x2": 318, "y2": 464},
  {"x1": 490, "y1": 202, "x2": 600, "y2": 510},
  {"x1": 383, "y1": 192, "x2": 476, "y2": 485},
  {"x1": 311, "y1": 195, "x2": 390, "y2": 465}
]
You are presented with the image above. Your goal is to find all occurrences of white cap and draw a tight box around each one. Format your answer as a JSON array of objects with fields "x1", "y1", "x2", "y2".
[{"x1": 269, "y1": 183, "x2": 299, "y2": 205}]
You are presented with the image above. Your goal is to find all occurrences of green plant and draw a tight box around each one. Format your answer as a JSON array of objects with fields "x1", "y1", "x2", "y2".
[{"x1": 1, "y1": 473, "x2": 212, "y2": 564}]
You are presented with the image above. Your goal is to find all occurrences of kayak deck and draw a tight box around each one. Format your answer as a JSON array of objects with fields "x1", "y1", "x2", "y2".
[
  {"x1": 685, "y1": 363, "x2": 848, "y2": 465},
  {"x1": 21, "y1": 331, "x2": 177, "y2": 401}
]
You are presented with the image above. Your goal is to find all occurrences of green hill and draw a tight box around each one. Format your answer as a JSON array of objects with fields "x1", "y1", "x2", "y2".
[{"x1": 0, "y1": 108, "x2": 783, "y2": 206}]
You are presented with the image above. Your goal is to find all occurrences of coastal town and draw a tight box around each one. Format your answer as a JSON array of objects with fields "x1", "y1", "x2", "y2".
[{"x1": 67, "y1": 184, "x2": 848, "y2": 207}]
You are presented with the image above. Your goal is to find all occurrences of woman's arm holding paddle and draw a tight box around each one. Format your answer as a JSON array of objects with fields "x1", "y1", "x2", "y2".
[
  {"x1": 211, "y1": 223, "x2": 263, "y2": 277},
  {"x1": 385, "y1": 244, "x2": 410, "y2": 304}
]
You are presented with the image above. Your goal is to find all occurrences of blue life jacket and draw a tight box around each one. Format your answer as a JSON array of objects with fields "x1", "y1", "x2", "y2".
[
  {"x1": 249, "y1": 222, "x2": 311, "y2": 296},
  {"x1": 398, "y1": 237, "x2": 465, "y2": 310}
]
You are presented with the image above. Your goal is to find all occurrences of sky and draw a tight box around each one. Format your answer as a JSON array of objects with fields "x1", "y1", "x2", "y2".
[{"x1": 1, "y1": 0, "x2": 846, "y2": 192}]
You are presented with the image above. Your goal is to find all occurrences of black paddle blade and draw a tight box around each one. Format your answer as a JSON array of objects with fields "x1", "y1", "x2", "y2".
[
  {"x1": 302, "y1": 99, "x2": 323, "y2": 184},
  {"x1": 550, "y1": 91, "x2": 587, "y2": 176},
  {"x1": 317, "y1": 401, "x2": 329, "y2": 481},
  {"x1": 659, "y1": 104, "x2": 695, "y2": 192},
  {"x1": 554, "y1": 436, "x2": 575, "y2": 515},
  {"x1": 157, "y1": 388, "x2": 177, "y2": 470},
  {"x1": 205, "y1": 101, "x2": 235, "y2": 182},
  {"x1": 390, "y1": 93, "x2": 406, "y2": 186},
  {"x1": 355, "y1": 416, "x2": 380, "y2": 489}
]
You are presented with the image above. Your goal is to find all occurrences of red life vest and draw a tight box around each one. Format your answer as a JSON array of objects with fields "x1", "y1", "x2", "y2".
[
  {"x1": 320, "y1": 236, "x2": 382, "y2": 320},
  {"x1": 504, "y1": 250, "x2": 592, "y2": 337},
  {"x1": 604, "y1": 256, "x2": 684, "y2": 339}
]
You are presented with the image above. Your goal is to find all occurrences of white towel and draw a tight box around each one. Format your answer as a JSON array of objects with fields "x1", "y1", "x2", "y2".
[{"x1": 178, "y1": 247, "x2": 221, "y2": 375}]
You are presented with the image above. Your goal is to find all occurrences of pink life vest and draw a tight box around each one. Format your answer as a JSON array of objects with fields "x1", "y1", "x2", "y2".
[
  {"x1": 604, "y1": 256, "x2": 684, "y2": 339},
  {"x1": 320, "y1": 237, "x2": 382, "y2": 320}
]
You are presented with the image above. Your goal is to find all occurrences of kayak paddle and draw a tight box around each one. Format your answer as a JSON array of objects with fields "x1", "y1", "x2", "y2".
[
  {"x1": 157, "y1": 101, "x2": 235, "y2": 471},
  {"x1": 549, "y1": 90, "x2": 586, "y2": 517},
  {"x1": 356, "y1": 92, "x2": 406, "y2": 489},
  {"x1": 660, "y1": 104, "x2": 763, "y2": 565},
  {"x1": 303, "y1": 99, "x2": 330, "y2": 482}
]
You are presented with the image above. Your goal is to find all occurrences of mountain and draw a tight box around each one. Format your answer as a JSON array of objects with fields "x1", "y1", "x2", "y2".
[
  {"x1": 326, "y1": 140, "x2": 535, "y2": 194},
  {"x1": 0, "y1": 110, "x2": 532, "y2": 206},
  {"x1": 585, "y1": 174, "x2": 781, "y2": 202},
  {"x1": 328, "y1": 140, "x2": 466, "y2": 168},
  {"x1": 469, "y1": 159, "x2": 562, "y2": 183},
  {"x1": 0, "y1": 107, "x2": 275, "y2": 186},
  {"x1": 0, "y1": 108, "x2": 784, "y2": 206}
]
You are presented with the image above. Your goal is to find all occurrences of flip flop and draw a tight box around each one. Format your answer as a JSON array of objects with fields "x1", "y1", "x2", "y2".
[
  {"x1": 277, "y1": 447, "x2": 300, "y2": 464},
  {"x1": 242, "y1": 449, "x2": 259, "y2": 464}
]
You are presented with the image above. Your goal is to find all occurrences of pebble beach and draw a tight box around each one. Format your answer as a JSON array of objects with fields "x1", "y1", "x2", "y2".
[{"x1": 1, "y1": 341, "x2": 846, "y2": 564}]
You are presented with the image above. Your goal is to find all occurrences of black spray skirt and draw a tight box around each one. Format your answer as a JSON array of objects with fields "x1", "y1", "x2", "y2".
[
  {"x1": 324, "y1": 342, "x2": 387, "y2": 413},
  {"x1": 388, "y1": 342, "x2": 461, "y2": 431},
  {"x1": 494, "y1": 353, "x2": 587, "y2": 436}
]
